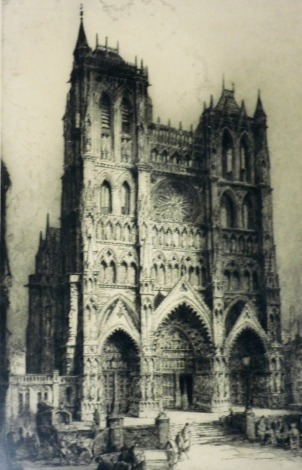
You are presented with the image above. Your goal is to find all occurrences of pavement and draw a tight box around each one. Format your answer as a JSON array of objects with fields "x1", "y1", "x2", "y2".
[
  {"x1": 177, "y1": 442, "x2": 302, "y2": 470},
  {"x1": 2, "y1": 409, "x2": 301, "y2": 469},
  {"x1": 18, "y1": 442, "x2": 302, "y2": 470}
]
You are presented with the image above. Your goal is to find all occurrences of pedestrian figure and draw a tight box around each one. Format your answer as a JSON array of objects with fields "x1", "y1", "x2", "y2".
[
  {"x1": 267, "y1": 422, "x2": 277, "y2": 446},
  {"x1": 165, "y1": 439, "x2": 179, "y2": 467},
  {"x1": 289, "y1": 423, "x2": 300, "y2": 450},
  {"x1": 257, "y1": 416, "x2": 266, "y2": 443},
  {"x1": 181, "y1": 423, "x2": 191, "y2": 458},
  {"x1": 175, "y1": 431, "x2": 185, "y2": 461},
  {"x1": 277, "y1": 419, "x2": 289, "y2": 448}
]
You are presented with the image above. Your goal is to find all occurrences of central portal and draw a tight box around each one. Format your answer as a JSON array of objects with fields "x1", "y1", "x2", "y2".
[
  {"x1": 157, "y1": 325, "x2": 195, "y2": 409},
  {"x1": 101, "y1": 330, "x2": 139, "y2": 415},
  {"x1": 154, "y1": 303, "x2": 213, "y2": 411}
]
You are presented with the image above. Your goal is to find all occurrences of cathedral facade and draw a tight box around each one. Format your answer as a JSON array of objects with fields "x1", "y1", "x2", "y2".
[{"x1": 8, "y1": 16, "x2": 285, "y2": 424}]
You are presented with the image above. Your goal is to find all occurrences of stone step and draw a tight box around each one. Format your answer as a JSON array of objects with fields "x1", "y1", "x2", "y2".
[{"x1": 169, "y1": 422, "x2": 232, "y2": 446}]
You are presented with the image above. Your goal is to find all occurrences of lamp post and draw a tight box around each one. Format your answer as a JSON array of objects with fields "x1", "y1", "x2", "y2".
[
  {"x1": 242, "y1": 356, "x2": 256, "y2": 440},
  {"x1": 242, "y1": 356, "x2": 251, "y2": 411}
]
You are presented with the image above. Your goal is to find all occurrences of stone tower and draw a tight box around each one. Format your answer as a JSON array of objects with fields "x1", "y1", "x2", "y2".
[{"x1": 23, "y1": 14, "x2": 284, "y2": 423}]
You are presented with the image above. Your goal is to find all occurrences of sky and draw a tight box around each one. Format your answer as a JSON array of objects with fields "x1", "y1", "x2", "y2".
[{"x1": 2, "y1": 0, "x2": 302, "y2": 351}]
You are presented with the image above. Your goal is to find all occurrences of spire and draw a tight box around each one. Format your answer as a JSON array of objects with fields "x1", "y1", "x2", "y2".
[
  {"x1": 74, "y1": 4, "x2": 89, "y2": 58},
  {"x1": 39, "y1": 231, "x2": 43, "y2": 247},
  {"x1": 254, "y1": 90, "x2": 266, "y2": 119},
  {"x1": 240, "y1": 99, "x2": 247, "y2": 116}
]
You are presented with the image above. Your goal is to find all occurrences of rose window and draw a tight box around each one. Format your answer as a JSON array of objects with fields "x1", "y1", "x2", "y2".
[{"x1": 153, "y1": 181, "x2": 198, "y2": 223}]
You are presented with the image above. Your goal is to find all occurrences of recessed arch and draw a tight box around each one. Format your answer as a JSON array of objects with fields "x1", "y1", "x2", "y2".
[
  {"x1": 228, "y1": 327, "x2": 269, "y2": 407},
  {"x1": 242, "y1": 193, "x2": 254, "y2": 229},
  {"x1": 239, "y1": 133, "x2": 253, "y2": 183},
  {"x1": 121, "y1": 97, "x2": 132, "y2": 134},
  {"x1": 222, "y1": 128, "x2": 235, "y2": 179},
  {"x1": 220, "y1": 191, "x2": 237, "y2": 228},
  {"x1": 225, "y1": 312, "x2": 269, "y2": 357},
  {"x1": 100, "y1": 92, "x2": 111, "y2": 129},
  {"x1": 154, "y1": 297, "x2": 213, "y2": 343},
  {"x1": 153, "y1": 304, "x2": 214, "y2": 410},
  {"x1": 100, "y1": 180, "x2": 112, "y2": 214},
  {"x1": 121, "y1": 181, "x2": 131, "y2": 215},
  {"x1": 100, "y1": 328, "x2": 140, "y2": 415}
]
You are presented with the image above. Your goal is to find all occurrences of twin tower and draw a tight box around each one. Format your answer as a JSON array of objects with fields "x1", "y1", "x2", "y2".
[{"x1": 16, "y1": 16, "x2": 284, "y2": 423}]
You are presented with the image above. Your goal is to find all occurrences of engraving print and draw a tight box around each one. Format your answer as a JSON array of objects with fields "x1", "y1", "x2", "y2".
[{"x1": 2, "y1": 1, "x2": 302, "y2": 469}]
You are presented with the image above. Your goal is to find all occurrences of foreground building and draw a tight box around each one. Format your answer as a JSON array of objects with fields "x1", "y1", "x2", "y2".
[
  {"x1": 284, "y1": 335, "x2": 302, "y2": 408},
  {"x1": 8, "y1": 14, "x2": 285, "y2": 424},
  {"x1": 1, "y1": 160, "x2": 11, "y2": 428}
]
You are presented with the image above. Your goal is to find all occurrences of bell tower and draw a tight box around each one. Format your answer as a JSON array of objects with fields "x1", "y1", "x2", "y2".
[
  {"x1": 60, "y1": 10, "x2": 153, "y2": 420},
  {"x1": 199, "y1": 86, "x2": 284, "y2": 409}
]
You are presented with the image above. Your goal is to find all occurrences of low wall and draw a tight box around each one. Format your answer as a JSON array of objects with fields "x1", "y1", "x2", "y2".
[{"x1": 124, "y1": 425, "x2": 159, "y2": 449}]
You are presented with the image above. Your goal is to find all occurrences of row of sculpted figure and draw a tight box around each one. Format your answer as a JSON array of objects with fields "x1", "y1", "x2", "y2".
[
  {"x1": 152, "y1": 225, "x2": 203, "y2": 249},
  {"x1": 152, "y1": 262, "x2": 206, "y2": 288}
]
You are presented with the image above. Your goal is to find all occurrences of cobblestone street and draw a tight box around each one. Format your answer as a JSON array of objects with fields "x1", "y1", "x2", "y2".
[
  {"x1": 16, "y1": 441, "x2": 302, "y2": 470},
  {"x1": 2, "y1": 410, "x2": 301, "y2": 470}
]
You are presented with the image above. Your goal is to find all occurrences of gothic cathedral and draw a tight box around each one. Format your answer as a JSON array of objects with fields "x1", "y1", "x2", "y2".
[{"x1": 15, "y1": 16, "x2": 284, "y2": 423}]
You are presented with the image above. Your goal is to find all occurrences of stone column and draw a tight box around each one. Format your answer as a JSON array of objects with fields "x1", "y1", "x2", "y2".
[
  {"x1": 66, "y1": 274, "x2": 80, "y2": 374},
  {"x1": 113, "y1": 372, "x2": 119, "y2": 415},
  {"x1": 156, "y1": 412, "x2": 170, "y2": 448},
  {"x1": 211, "y1": 353, "x2": 230, "y2": 412},
  {"x1": 267, "y1": 344, "x2": 285, "y2": 408},
  {"x1": 139, "y1": 354, "x2": 160, "y2": 418},
  {"x1": 52, "y1": 370, "x2": 60, "y2": 409}
]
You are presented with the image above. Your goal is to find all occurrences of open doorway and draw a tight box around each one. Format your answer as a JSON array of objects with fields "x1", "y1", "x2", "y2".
[{"x1": 180, "y1": 374, "x2": 193, "y2": 409}]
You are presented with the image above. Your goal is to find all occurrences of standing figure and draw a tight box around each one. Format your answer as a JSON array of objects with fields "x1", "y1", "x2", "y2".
[
  {"x1": 181, "y1": 423, "x2": 191, "y2": 459},
  {"x1": 277, "y1": 419, "x2": 289, "y2": 448},
  {"x1": 165, "y1": 439, "x2": 179, "y2": 467},
  {"x1": 267, "y1": 422, "x2": 277, "y2": 446},
  {"x1": 289, "y1": 423, "x2": 300, "y2": 450},
  {"x1": 257, "y1": 416, "x2": 266, "y2": 443},
  {"x1": 175, "y1": 431, "x2": 185, "y2": 462}
]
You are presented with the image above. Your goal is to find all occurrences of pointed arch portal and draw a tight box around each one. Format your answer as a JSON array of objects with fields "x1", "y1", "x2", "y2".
[
  {"x1": 228, "y1": 328, "x2": 269, "y2": 407},
  {"x1": 101, "y1": 330, "x2": 139, "y2": 415},
  {"x1": 154, "y1": 304, "x2": 213, "y2": 411}
]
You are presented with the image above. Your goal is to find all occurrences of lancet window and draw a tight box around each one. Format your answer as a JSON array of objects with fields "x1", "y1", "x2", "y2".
[
  {"x1": 221, "y1": 194, "x2": 236, "y2": 228},
  {"x1": 121, "y1": 182, "x2": 131, "y2": 215},
  {"x1": 239, "y1": 135, "x2": 252, "y2": 183},
  {"x1": 242, "y1": 195, "x2": 254, "y2": 230},
  {"x1": 101, "y1": 181, "x2": 112, "y2": 214},
  {"x1": 222, "y1": 130, "x2": 234, "y2": 179},
  {"x1": 100, "y1": 93, "x2": 111, "y2": 159}
]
